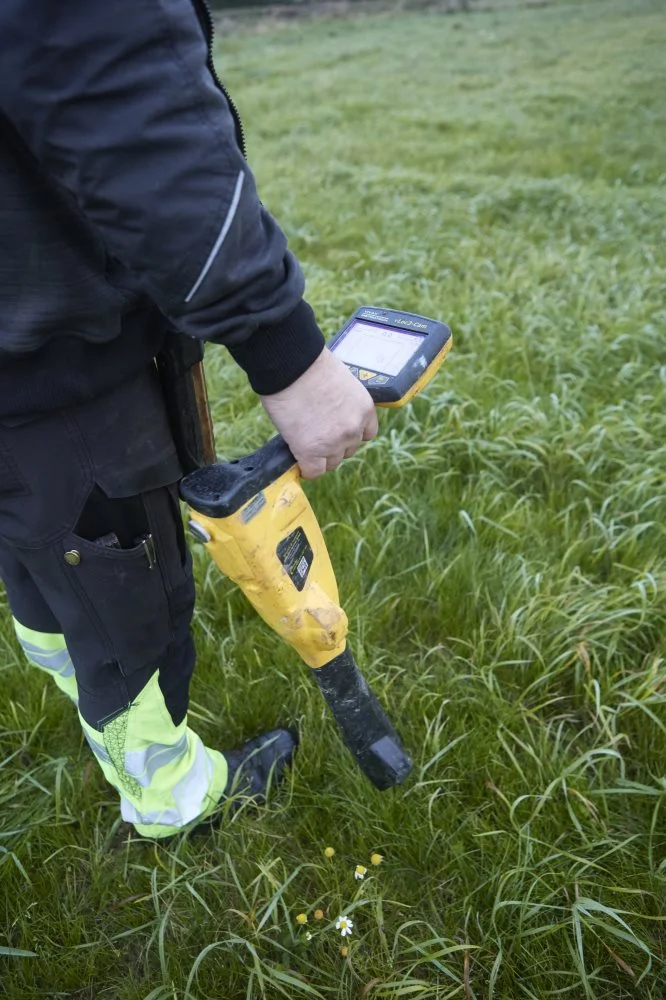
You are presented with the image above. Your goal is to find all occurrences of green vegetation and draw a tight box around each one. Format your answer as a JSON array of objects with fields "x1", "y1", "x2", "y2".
[{"x1": 2, "y1": 0, "x2": 665, "y2": 996}]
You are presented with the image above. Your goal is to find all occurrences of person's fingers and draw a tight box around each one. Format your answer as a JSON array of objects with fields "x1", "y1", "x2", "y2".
[
  {"x1": 363, "y1": 408, "x2": 379, "y2": 440},
  {"x1": 260, "y1": 349, "x2": 379, "y2": 479},
  {"x1": 325, "y1": 451, "x2": 346, "y2": 472},
  {"x1": 298, "y1": 455, "x2": 328, "y2": 480}
]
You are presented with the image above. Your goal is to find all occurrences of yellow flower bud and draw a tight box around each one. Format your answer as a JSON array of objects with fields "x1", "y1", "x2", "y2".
[
  {"x1": 370, "y1": 853, "x2": 384, "y2": 866},
  {"x1": 341, "y1": 945, "x2": 349, "y2": 957},
  {"x1": 295, "y1": 913, "x2": 308, "y2": 925},
  {"x1": 314, "y1": 909, "x2": 324, "y2": 920},
  {"x1": 324, "y1": 846, "x2": 335, "y2": 858}
]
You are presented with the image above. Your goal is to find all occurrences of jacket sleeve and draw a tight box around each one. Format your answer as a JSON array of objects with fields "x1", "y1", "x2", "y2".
[{"x1": 0, "y1": 0, "x2": 325, "y2": 393}]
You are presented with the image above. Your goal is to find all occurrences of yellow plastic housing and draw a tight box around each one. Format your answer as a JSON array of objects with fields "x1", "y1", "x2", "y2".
[{"x1": 188, "y1": 467, "x2": 348, "y2": 669}]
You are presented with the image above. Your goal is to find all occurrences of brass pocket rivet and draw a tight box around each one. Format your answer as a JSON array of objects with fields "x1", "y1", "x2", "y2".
[{"x1": 64, "y1": 550, "x2": 81, "y2": 566}]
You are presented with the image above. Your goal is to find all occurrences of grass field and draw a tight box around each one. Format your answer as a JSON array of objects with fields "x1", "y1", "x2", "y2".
[{"x1": 2, "y1": 0, "x2": 665, "y2": 996}]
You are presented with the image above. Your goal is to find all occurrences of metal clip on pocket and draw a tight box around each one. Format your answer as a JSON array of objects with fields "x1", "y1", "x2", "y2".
[{"x1": 138, "y1": 533, "x2": 157, "y2": 569}]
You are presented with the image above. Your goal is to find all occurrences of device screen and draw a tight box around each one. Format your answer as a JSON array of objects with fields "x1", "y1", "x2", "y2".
[{"x1": 332, "y1": 321, "x2": 425, "y2": 376}]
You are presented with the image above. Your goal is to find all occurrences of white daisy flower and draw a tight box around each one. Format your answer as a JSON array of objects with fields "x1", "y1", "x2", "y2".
[
  {"x1": 354, "y1": 864, "x2": 367, "y2": 880},
  {"x1": 336, "y1": 915, "x2": 353, "y2": 937}
]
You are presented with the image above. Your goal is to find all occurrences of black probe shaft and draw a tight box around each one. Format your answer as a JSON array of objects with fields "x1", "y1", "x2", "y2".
[{"x1": 313, "y1": 645, "x2": 412, "y2": 789}]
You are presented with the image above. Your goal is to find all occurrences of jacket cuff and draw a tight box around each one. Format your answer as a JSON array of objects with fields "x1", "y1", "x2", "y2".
[{"x1": 227, "y1": 299, "x2": 326, "y2": 395}]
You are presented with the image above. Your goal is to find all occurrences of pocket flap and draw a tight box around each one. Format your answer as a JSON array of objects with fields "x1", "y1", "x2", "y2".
[{"x1": 76, "y1": 370, "x2": 182, "y2": 498}]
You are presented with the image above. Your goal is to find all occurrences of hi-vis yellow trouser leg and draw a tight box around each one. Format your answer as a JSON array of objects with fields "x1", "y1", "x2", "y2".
[
  {"x1": 14, "y1": 619, "x2": 79, "y2": 705},
  {"x1": 13, "y1": 619, "x2": 228, "y2": 838}
]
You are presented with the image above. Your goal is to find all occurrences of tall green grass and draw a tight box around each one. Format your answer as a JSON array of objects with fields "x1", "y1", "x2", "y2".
[{"x1": 1, "y1": 0, "x2": 665, "y2": 996}]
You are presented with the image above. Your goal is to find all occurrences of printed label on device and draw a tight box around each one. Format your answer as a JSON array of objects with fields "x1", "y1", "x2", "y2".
[
  {"x1": 276, "y1": 527, "x2": 313, "y2": 592},
  {"x1": 240, "y1": 491, "x2": 267, "y2": 523}
]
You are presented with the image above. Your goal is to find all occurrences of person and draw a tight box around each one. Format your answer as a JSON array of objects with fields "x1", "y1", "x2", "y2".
[{"x1": 0, "y1": 1, "x2": 378, "y2": 839}]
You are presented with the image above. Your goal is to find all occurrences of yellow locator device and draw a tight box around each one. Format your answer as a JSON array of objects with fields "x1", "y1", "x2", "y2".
[{"x1": 180, "y1": 308, "x2": 452, "y2": 789}]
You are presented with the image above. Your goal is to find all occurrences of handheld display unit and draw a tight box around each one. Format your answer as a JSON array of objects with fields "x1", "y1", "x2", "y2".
[{"x1": 328, "y1": 306, "x2": 452, "y2": 407}]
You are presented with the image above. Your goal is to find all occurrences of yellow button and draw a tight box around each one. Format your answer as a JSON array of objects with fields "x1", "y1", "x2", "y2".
[
  {"x1": 64, "y1": 550, "x2": 81, "y2": 566},
  {"x1": 359, "y1": 369, "x2": 375, "y2": 381}
]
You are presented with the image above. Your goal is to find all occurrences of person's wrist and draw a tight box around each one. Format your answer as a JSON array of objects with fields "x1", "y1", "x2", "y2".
[{"x1": 227, "y1": 300, "x2": 326, "y2": 395}]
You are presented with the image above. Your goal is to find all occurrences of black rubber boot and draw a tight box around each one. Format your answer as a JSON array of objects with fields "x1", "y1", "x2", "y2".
[
  {"x1": 222, "y1": 727, "x2": 298, "y2": 805},
  {"x1": 183, "y1": 728, "x2": 298, "y2": 837}
]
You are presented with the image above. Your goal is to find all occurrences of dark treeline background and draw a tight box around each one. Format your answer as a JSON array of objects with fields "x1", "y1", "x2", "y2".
[
  {"x1": 210, "y1": 0, "x2": 347, "y2": 7},
  {"x1": 208, "y1": 0, "x2": 465, "y2": 9},
  {"x1": 210, "y1": 0, "x2": 357, "y2": 6}
]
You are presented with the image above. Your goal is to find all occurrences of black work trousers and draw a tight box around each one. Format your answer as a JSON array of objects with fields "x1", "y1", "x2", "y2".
[{"x1": 0, "y1": 369, "x2": 196, "y2": 731}]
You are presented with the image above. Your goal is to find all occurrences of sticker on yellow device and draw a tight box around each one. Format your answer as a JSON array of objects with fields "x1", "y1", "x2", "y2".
[{"x1": 277, "y1": 527, "x2": 313, "y2": 591}]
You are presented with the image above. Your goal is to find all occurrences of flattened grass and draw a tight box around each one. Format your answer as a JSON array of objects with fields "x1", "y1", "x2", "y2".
[{"x1": 1, "y1": 0, "x2": 665, "y2": 996}]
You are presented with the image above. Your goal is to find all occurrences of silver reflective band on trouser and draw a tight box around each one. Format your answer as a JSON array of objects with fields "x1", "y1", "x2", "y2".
[
  {"x1": 84, "y1": 731, "x2": 190, "y2": 790},
  {"x1": 184, "y1": 170, "x2": 245, "y2": 303},
  {"x1": 18, "y1": 639, "x2": 75, "y2": 677},
  {"x1": 120, "y1": 738, "x2": 215, "y2": 829},
  {"x1": 124, "y1": 733, "x2": 189, "y2": 788},
  {"x1": 84, "y1": 731, "x2": 112, "y2": 764}
]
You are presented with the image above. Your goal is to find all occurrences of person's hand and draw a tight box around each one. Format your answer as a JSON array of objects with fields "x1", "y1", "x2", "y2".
[{"x1": 260, "y1": 348, "x2": 378, "y2": 479}]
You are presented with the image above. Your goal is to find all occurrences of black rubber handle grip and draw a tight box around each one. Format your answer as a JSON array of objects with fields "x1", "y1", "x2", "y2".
[
  {"x1": 180, "y1": 434, "x2": 296, "y2": 517},
  {"x1": 313, "y1": 646, "x2": 412, "y2": 790}
]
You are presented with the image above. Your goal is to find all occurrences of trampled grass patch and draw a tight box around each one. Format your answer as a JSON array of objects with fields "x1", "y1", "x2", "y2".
[{"x1": 1, "y1": 0, "x2": 665, "y2": 996}]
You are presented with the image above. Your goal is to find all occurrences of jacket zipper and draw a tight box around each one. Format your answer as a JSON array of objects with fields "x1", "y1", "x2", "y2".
[{"x1": 194, "y1": 0, "x2": 247, "y2": 159}]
